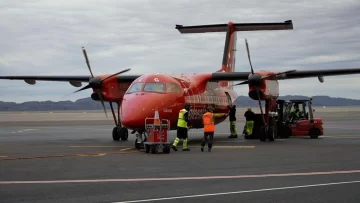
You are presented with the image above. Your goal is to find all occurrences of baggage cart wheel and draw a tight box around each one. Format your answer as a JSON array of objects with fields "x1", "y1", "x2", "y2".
[
  {"x1": 163, "y1": 145, "x2": 170, "y2": 154},
  {"x1": 151, "y1": 145, "x2": 157, "y2": 154},
  {"x1": 145, "y1": 144, "x2": 150, "y2": 153}
]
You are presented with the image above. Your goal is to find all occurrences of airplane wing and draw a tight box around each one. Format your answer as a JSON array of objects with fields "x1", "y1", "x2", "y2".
[
  {"x1": 0, "y1": 75, "x2": 142, "y2": 86},
  {"x1": 210, "y1": 68, "x2": 360, "y2": 83}
]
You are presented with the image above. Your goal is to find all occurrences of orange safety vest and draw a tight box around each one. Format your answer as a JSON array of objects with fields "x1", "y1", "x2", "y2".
[{"x1": 203, "y1": 112, "x2": 215, "y2": 132}]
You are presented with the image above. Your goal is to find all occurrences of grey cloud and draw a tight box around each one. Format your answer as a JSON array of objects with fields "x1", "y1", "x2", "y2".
[{"x1": 0, "y1": 0, "x2": 359, "y2": 102}]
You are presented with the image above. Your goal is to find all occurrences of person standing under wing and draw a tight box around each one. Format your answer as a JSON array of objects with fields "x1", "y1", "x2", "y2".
[{"x1": 228, "y1": 105, "x2": 238, "y2": 138}]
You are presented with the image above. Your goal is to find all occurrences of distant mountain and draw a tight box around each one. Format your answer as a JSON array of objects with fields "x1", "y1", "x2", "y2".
[{"x1": 0, "y1": 95, "x2": 360, "y2": 111}]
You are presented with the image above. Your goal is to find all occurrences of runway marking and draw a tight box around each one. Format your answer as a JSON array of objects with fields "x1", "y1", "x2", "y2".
[
  {"x1": 0, "y1": 156, "x2": 8, "y2": 158},
  {"x1": 213, "y1": 146, "x2": 255, "y2": 149},
  {"x1": 0, "y1": 169, "x2": 359, "y2": 184},
  {"x1": 113, "y1": 180, "x2": 360, "y2": 202},
  {"x1": 0, "y1": 150, "x2": 139, "y2": 161},
  {"x1": 120, "y1": 148, "x2": 133, "y2": 151}
]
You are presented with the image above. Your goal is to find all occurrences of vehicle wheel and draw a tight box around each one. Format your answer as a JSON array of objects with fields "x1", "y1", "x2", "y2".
[
  {"x1": 268, "y1": 127, "x2": 275, "y2": 142},
  {"x1": 151, "y1": 145, "x2": 157, "y2": 154},
  {"x1": 309, "y1": 128, "x2": 320, "y2": 139},
  {"x1": 112, "y1": 127, "x2": 120, "y2": 141},
  {"x1": 259, "y1": 128, "x2": 266, "y2": 142},
  {"x1": 135, "y1": 138, "x2": 141, "y2": 150},
  {"x1": 163, "y1": 145, "x2": 170, "y2": 154},
  {"x1": 119, "y1": 127, "x2": 128, "y2": 141},
  {"x1": 145, "y1": 144, "x2": 150, "y2": 153}
]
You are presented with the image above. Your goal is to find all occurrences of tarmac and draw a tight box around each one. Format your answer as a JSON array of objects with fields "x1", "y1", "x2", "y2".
[{"x1": 0, "y1": 108, "x2": 360, "y2": 202}]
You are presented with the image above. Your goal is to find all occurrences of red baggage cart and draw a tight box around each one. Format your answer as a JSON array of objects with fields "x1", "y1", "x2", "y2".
[{"x1": 143, "y1": 118, "x2": 171, "y2": 154}]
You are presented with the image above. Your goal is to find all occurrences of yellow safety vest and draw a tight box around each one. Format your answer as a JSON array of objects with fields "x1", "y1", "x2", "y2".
[{"x1": 177, "y1": 109, "x2": 188, "y2": 128}]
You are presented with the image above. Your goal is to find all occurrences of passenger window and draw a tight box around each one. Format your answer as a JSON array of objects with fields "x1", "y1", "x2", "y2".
[
  {"x1": 144, "y1": 82, "x2": 164, "y2": 93},
  {"x1": 166, "y1": 83, "x2": 181, "y2": 93},
  {"x1": 127, "y1": 82, "x2": 143, "y2": 93}
]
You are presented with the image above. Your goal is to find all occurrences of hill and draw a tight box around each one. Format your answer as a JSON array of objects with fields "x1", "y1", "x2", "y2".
[{"x1": 0, "y1": 95, "x2": 360, "y2": 111}]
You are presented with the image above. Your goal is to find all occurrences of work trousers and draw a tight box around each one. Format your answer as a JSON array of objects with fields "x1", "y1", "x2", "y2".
[
  {"x1": 173, "y1": 127, "x2": 188, "y2": 149},
  {"x1": 244, "y1": 120, "x2": 254, "y2": 135},
  {"x1": 230, "y1": 121, "x2": 237, "y2": 135},
  {"x1": 201, "y1": 131, "x2": 214, "y2": 149}
]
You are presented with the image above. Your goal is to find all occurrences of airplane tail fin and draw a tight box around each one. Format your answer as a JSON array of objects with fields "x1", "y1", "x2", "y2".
[{"x1": 176, "y1": 20, "x2": 293, "y2": 88}]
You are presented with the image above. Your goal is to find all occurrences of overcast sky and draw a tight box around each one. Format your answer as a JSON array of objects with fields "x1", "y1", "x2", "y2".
[{"x1": 0, "y1": 0, "x2": 360, "y2": 103}]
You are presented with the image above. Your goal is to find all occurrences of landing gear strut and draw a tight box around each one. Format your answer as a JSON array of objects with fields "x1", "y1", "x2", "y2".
[
  {"x1": 135, "y1": 131, "x2": 148, "y2": 150},
  {"x1": 110, "y1": 101, "x2": 128, "y2": 141}
]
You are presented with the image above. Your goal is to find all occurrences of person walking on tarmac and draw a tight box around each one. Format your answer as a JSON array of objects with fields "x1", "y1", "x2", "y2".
[
  {"x1": 172, "y1": 103, "x2": 192, "y2": 151},
  {"x1": 201, "y1": 106, "x2": 227, "y2": 152},
  {"x1": 228, "y1": 105, "x2": 238, "y2": 138},
  {"x1": 243, "y1": 107, "x2": 255, "y2": 136}
]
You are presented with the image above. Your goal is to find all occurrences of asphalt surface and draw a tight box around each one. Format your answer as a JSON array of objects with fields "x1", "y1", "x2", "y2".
[{"x1": 0, "y1": 113, "x2": 360, "y2": 202}]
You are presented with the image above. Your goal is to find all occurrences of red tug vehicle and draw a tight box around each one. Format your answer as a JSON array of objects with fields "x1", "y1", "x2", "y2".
[{"x1": 246, "y1": 97, "x2": 324, "y2": 140}]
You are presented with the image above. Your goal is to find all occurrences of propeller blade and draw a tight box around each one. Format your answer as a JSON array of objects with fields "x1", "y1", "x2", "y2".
[
  {"x1": 96, "y1": 89, "x2": 108, "y2": 118},
  {"x1": 232, "y1": 80, "x2": 249, "y2": 86},
  {"x1": 261, "y1": 70, "x2": 297, "y2": 80},
  {"x1": 72, "y1": 84, "x2": 91, "y2": 94},
  {"x1": 82, "y1": 47, "x2": 94, "y2": 78},
  {"x1": 100, "y1": 68, "x2": 131, "y2": 82},
  {"x1": 245, "y1": 39, "x2": 254, "y2": 74}
]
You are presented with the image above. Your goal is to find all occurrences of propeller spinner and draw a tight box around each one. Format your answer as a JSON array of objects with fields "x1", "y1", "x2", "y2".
[{"x1": 73, "y1": 47, "x2": 131, "y2": 118}]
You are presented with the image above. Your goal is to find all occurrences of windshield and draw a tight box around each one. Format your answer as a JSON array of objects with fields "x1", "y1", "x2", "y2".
[
  {"x1": 127, "y1": 82, "x2": 143, "y2": 93},
  {"x1": 144, "y1": 82, "x2": 164, "y2": 93},
  {"x1": 166, "y1": 83, "x2": 181, "y2": 93}
]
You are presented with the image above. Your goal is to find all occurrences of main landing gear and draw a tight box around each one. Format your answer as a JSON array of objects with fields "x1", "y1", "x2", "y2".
[{"x1": 109, "y1": 102, "x2": 128, "y2": 141}]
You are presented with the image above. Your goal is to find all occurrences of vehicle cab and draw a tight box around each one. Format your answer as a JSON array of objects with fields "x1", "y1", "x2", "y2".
[{"x1": 278, "y1": 98, "x2": 323, "y2": 138}]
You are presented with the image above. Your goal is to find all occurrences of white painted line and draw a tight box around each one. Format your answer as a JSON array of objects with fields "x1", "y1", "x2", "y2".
[
  {"x1": 0, "y1": 170, "x2": 359, "y2": 184},
  {"x1": 113, "y1": 180, "x2": 360, "y2": 203}
]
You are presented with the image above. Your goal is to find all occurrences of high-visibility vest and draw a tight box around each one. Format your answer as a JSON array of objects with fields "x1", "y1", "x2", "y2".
[
  {"x1": 177, "y1": 109, "x2": 188, "y2": 128},
  {"x1": 203, "y1": 112, "x2": 215, "y2": 132}
]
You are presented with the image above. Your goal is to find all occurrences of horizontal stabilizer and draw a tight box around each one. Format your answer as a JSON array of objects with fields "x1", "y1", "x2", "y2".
[{"x1": 176, "y1": 20, "x2": 293, "y2": 34}]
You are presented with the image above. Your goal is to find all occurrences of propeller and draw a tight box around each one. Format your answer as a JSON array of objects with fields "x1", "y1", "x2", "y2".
[
  {"x1": 72, "y1": 47, "x2": 131, "y2": 118},
  {"x1": 233, "y1": 39, "x2": 297, "y2": 138}
]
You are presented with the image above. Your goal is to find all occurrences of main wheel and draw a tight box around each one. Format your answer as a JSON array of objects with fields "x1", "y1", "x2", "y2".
[
  {"x1": 267, "y1": 127, "x2": 275, "y2": 142},
  {"x1": 112, "y1": 127, "x2": 120, "y2": 141},
  {"x1": 259, "y1": 127, "x2": 266, "y2": 142},
  {"x1": 119, "y1": 127, "x2": 129, "y2": 141}
]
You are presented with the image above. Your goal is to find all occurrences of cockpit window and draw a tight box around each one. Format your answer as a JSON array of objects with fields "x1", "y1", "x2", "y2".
[
  {"x1": 127, "y1": 82, "x2": 143, "y2": 93},
  {"x1": 144, "y1": 82, "x2": 164, "y2": 93},
  {"x1": 166, "y1": 83, "x2": 181, "y2": 93}
]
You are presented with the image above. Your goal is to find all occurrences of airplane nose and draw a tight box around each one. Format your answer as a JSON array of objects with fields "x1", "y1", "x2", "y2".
[{"x1": 120, "y1": 93, "x2": 175, "y2": 131}]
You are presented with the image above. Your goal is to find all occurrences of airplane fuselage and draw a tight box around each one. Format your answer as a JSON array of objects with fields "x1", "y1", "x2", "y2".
[{"x1": 119, "y1": 73, "x2": 238, "y2": 132}]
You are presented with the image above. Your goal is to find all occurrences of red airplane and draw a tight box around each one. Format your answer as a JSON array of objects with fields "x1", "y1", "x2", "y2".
[{"x1": 1, "y1": 20, "x2": 360, "y2": 148}]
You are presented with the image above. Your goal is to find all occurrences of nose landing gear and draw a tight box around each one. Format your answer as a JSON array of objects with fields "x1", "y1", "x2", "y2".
[{"x1": 109, "y1": 101, "x2": 129, "y2": 141}]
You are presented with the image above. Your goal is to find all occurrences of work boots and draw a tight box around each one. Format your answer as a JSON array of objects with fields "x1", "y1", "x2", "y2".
[{"x1": 228, "y1": 134, "x2": 238, "y2": 138}]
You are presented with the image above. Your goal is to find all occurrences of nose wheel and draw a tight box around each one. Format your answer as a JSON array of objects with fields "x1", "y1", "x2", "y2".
[
  {"x1": 110, "y1": 101, "x2": 128, "y2": 141},
  {"x1": 112, "y1": 126, "x2": 129, "y2": 141}
]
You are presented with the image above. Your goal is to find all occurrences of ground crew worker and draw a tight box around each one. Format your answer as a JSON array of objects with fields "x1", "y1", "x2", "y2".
[
  {"x1": 228, "y1": 105, "x2": 238, "y2": 138},
  {"x1": 289, "y1": 104, "x2": 300, "y2": 123},
  {"x1": 172, "y1": 103, "x2": 191, "y2": 151},
  {"x1": 201, "y1": 106, "x2": 227, "y2": 152},
  {"x1": 243, "y1": 107, "x2": 255, "y2": 136}
]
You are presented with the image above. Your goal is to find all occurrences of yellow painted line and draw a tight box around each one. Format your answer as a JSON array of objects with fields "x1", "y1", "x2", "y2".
[
  {"x1": 0, "y1": 156, "x2": 8, "y2": 158},
  {"x1": 213, "y1": 146, "x2": 255, "y2": 148},
  {"x1": 120, "y1": 148, "x2": 133, "y2": 151}
]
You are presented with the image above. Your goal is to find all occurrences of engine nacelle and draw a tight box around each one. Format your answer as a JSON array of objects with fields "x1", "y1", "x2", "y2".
[{"x1": 248, "y1": 79, "x2": 279, "y2": 100}]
